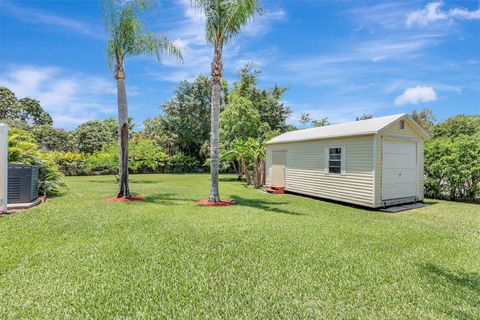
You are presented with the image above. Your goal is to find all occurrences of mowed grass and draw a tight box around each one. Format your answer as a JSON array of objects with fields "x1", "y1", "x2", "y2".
[{"x1": 0, "y1": 174, "x2": 479, "y2": 319}]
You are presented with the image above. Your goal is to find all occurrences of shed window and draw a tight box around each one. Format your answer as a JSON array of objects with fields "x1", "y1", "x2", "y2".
[
  {"x1": 326, "y1": 147, "x2": 345, "y2": 175},
  {"x1": 399, "y1": 120, "x2": 405, "y2": 129}
]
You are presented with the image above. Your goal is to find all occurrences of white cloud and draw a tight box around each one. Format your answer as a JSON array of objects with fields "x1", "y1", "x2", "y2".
[
  {"x1": 3, "y1": 2, "x2": 103, "y2": 38},
  {"x1": 406, "y1": 2, "x2": 480, "y2": 27},
  {"x1": 449, "y1": 7, "x2": 480, "y2": 19},
  {"x1": 0, "y1": 65, "x2": 122, "y2": 128},
  {"x1": 394, "y1": 86, "x2": 438, "y2": 105},
  {"x1": 348, "y1": 2, "x2": 411, "y2": 30}
]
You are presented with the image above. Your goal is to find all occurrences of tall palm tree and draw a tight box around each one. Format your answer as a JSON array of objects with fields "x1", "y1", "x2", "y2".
[
  {"x1": 192, "y1": 0, "x2": 259, "y2": 202},
  {"x1": 101, "y1": 0, "x2": 181, "y2": 198}
]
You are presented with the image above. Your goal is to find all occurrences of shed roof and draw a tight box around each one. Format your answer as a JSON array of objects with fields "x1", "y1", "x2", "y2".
[{"x1": 267, "y1": 113, "x2": 428, "y2": 145}]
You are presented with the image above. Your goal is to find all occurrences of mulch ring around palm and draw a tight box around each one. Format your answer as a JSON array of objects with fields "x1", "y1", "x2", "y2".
[
  {"x1": 196, "y1": 200, "x2": 235, "y2": 206},
  {"x1": 102, "y1": 196, "x2": 145, "y2": 202}
]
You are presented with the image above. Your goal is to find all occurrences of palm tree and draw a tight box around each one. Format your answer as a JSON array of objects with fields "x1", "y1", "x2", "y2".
[
  {"x1": 192, "y1": 0, "x2": 259, "y2": 202},
  {"x1": 101, "y1": 0, "x2": 181, "y2": 198}
]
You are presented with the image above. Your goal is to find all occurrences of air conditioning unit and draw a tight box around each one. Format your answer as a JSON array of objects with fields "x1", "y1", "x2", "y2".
[{"x1": 7, "y1": 165, "x2": 39, "y2": 204}]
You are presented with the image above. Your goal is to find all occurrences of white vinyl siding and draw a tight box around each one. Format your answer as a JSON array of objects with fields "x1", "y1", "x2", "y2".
[
  {"x1": 267, "y1": 136, "x2": 373, "y2": 207},
  {"x1": 417, "y1": 141, "x2": 425, "y2": 201}
]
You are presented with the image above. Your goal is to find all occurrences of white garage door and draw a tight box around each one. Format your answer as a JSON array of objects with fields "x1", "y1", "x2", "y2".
[{"x1": 382, "y1": 140, "x2": 417, "y2": 200}]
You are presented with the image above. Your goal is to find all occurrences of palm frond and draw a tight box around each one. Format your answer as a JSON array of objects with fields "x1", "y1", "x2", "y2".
[
  {"x1": 222, "y1": 0, "x2": 259, "y2": 43},
  {"x1": 100, "y1": 0, "x2": 182, "y2": 71},
  {"x1": 131, "y1": 33, "x2": 183, "y2": 63},
  {"x1": 191, "y1": 0, "x2": 260, "y2": 45}
]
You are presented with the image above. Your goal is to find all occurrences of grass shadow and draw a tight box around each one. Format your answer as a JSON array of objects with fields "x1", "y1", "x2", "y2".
[
  {"x1": 230, "y1": 195, "x2": 304, "y2": 215},
  {"x1": 142, "y1": 193, "x2": 197, "y2": 205},
  {"x1": 219, "y1": 176, "x2": 240, "y2": 182},
  {"x1": 422, "y1": 263, "x2": 480, "y2": 293},
  {"x1": 129, "y1": 180, "x2": 162, "y2": 184},
  {"x1": 87, "y1": 179, "x2": 116, "y2": 184},
  {"x1": 419, "y1": 263, "x2": 480, "y2": 319}
]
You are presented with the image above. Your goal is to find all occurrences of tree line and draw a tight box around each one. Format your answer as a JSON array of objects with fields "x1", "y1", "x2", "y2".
[
  {"x1": 1, "y1": 0, "x2": 478, "y2": 202},
  {"x1": 4, "y1": 76, "x2": 478, "y2": 202},
  {"x1": 0, "y1": 61, "x2": 293, "y2": 192}
]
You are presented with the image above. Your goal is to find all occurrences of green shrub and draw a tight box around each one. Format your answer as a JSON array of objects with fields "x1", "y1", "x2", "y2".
[
  {"x1": 8, "y1": 128, "x2": 65, "y2": 196},
  {"x1": 52, "y1": 152, "x2": 88, "y2": 176},
  {"x1": 86, "y1": 139, "x2": 171, "y2": 175},
  {"x1": 425, "y1": 133, "x2": 480, "y2": 201},
  {"x1": 129, "y1": 139, "x2": 169, "y2": 173},
  {"x1": 86, "y1": 146, "x2": 118, "y2": 175},
  {"x1": 165, "y1": 153, "x2": 201, "y2": 173}
]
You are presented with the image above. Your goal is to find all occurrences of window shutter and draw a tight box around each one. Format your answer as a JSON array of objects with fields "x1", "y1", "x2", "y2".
[
  {"x1": 341, "y1": 146, "x2": 346, "y2": 175},
  {"x1": 324, "y1": 147, "x2": 329, "y2": 174}
]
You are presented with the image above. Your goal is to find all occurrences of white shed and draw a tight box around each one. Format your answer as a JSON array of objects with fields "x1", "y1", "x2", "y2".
[{"x1": 265, "y1": 114, "x2": 430, "y2": 208}]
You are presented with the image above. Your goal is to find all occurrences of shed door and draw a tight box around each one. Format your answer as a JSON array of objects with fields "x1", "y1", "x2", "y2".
[
  {"x1": 382, "y1": 140, "x2": 417, "y2": 200},
  {"x1": 272, "y1": 151, "x2": 286, "y2": 187}
]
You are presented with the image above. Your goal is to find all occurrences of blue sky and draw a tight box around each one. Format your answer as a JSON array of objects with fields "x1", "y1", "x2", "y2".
[{"x1": 0, "y1": 0, "x2": 479, "y2": 129}]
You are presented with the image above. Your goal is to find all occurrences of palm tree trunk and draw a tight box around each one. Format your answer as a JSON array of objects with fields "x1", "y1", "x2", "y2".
[
  {"x1": 208, "y1": 42, "x2": 222, "y2": 202},
  {"x1": 115, "y1": 60, "x2": 131, "y2": 199}
]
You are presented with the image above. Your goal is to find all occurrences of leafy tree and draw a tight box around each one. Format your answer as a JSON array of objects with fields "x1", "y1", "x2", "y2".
[
  {"x1": 143, "y1": 117, "x2": 178, "y2": 155},
  {"x1": 312, "y1": 117, "x2": 329, "y2": 127},
  {"x1": 433, "y1": 114, "x2": 480, "y2": 138},
  {"x1": 299, "y1": 113, "x2": 312, "y2": 128},
  {"x1": 231, "y1": 63, "x2": 291, "y2": 132},
  {"x1": 147, "y1": 75, "x2": 215, "y2": 159},
  {"x1": 0, "y1": 87, "x2": 52, "y2": 125},
  {"x1": 411, "y1": 108, "x2": 435, "y2": 136},
  {"x1": 32, "y1": 125, "x2": 73, "y2": 152},
  {"x1": 193, "y1": 0, "x2": 259, "y2": 202},
  {"x1": 220, "y1": 95, "x2": 262, "y2": 144},
  {"x1": 355, "y1": 114, "x2": 373, "y2": 121},
  {"x1": 73, "y1": 119, "x2": 117, "y2": 154},
  {"x1": 101, "y1": 0, "x2": 181, "y2": 198},
  {"x1": 0, "y1": 87, "x2": 18, "y2": 119},
  {"x1": 16, "y1": 98, "x2": 53, "y2": 125}
]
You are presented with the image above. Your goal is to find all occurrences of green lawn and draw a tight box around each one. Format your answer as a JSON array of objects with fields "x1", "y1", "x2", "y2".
[{"x1": 0, "y1": 174, "x2": 479, "y2": 319}]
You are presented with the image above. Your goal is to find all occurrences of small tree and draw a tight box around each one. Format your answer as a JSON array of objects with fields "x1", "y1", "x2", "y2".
[
  {"x1": 231, "y1": 63, "x2": 291, "y2": 132},
  {"x1": 312, "y1": 117, "x2": 329, "y2": 127},
  {"x1": 355, "y1": 114, "x2": 373, "y2": 121},
  {"x1": 411, "y1": 108, "x2": 435, "y2": 136},
  {"x1": 223, "y1": 138, "x2": 267, "y2": 188},
  {"x1": 101, "y1": 0, "x2": 181, "y2": 198},
  {"x1": 299, "y1": 112, "x2": 312, "y2": 128}
]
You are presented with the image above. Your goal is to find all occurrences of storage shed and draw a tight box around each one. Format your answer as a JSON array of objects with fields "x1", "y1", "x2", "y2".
[{"x1": 266, "y1": 114, "x2": 430, "y2": 208}]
